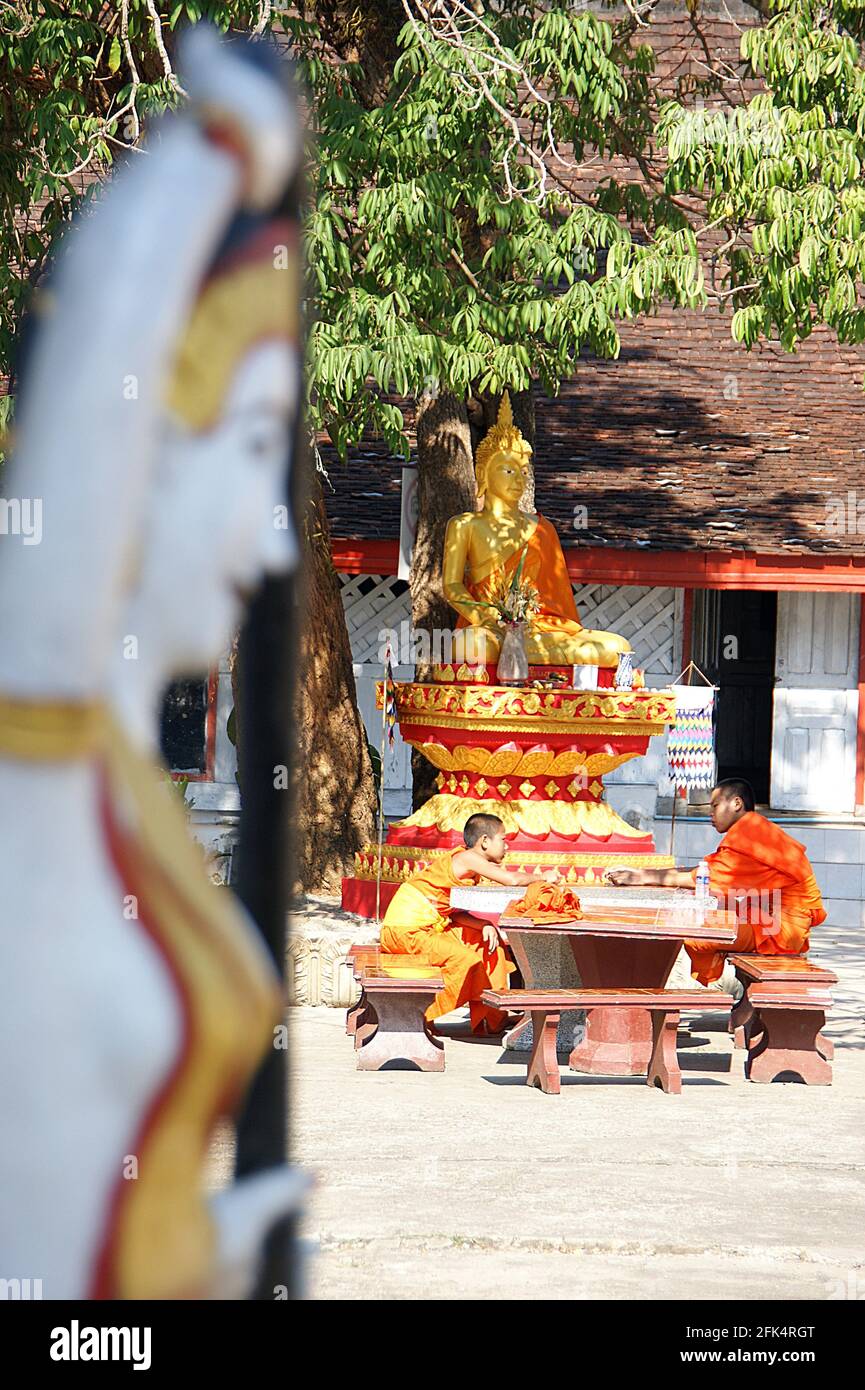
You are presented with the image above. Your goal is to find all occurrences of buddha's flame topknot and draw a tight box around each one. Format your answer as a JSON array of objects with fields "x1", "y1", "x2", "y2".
[{"x1": 474, "y1": 391, "x2": 532, "y2": 495}]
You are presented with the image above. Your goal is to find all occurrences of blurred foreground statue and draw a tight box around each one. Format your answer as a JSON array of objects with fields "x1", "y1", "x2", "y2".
[{"x1": 0, "y1": 27, "x2": 304, "y2": 1299}]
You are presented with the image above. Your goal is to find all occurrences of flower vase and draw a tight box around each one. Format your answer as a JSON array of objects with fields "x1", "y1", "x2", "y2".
[{"x1": 496, "y1": 621, "x2": 529, "y2": 686}]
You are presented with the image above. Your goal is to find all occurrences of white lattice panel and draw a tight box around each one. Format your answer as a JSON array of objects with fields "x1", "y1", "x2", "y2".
[
  {"x1": 573, "y1": 584, "x2": 679, "y2": 676},
  {"x1": 341, "y1": 575, "x2": 680, "y2": 676},
  {"x1": 340, "y1": 573, "x2": 412, "y2": 665}
]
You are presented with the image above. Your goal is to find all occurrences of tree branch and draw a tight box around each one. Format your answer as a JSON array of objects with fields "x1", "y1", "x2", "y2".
[{"x1": 145, "y1": 0, "x2": 186, "y2": 96}]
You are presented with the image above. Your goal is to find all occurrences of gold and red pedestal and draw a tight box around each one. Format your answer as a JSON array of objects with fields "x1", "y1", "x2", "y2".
[{"x1": 341, "y1": 679, "x2": 677, "y2": 917}]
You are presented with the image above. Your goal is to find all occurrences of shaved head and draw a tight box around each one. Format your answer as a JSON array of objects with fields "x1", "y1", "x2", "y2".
[
  {"x1": 463, "y1": 812, "x2": 505, "y2": 847},
  {"x1": 713, "y1": 778, "x2": 756, "y2": 812}
]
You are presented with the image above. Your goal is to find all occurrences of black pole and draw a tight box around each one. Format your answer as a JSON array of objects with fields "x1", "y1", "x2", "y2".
[
  {"x1": 232, "y1": 107, "x2": 307, "y2": 1299},
  {"x1": 232, "y1": 562, "x2": 301, "y2": 1300}
]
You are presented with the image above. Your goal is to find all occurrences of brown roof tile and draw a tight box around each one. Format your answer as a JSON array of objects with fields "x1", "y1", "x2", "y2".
[{"x1": 324, "y1": 309, "x2": 865, "y2": 556}]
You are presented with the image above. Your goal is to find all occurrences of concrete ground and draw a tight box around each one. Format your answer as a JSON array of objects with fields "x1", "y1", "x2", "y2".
[{"x1": 212, "y1": 923, "x2": 865, "y2": 1301}]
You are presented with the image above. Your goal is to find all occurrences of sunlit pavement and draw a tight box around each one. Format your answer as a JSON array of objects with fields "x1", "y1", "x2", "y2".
[{"x1": 209, "y1": 924, "x2": 864, "y2": 1301}]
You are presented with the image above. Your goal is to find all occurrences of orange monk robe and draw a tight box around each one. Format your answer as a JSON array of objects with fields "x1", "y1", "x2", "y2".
[
  {"x1": 504, "y1": 881, "x2": 584, "y2": 924},
  {"x1": 684, "y1": 811, "x2": 827, "y2": 985},
  {"x1": 380, "y1": 851, "x2": 515, "y2": 1032},
  {"x1": 456, "y1": 515, "x2": 589, "y2": 648}
]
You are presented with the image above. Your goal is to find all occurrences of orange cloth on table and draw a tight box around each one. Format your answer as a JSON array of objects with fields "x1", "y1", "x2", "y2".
[
  {"x1": 455, "y1": 516, "x2": 586, "y2": 645},
  {"x1": 504, "y1": 881, "x2": 584, "y2": 924},
  {"x1": 684, "y1": 811, "x2": 827, "y2": 986},
  {"x1": 380, "y1": 850, "x2": 515, "y2": 1033}
]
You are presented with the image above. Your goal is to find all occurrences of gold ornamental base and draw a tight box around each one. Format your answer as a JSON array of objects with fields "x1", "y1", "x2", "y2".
[
  {"x1": 354, "y1": 843, "x2": 674, "y2": 888},
  {"x1": 342, "y1": 679, "x2": 678, "y2": 918}
]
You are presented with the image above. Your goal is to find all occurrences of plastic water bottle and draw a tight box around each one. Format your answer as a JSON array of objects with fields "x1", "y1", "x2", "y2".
[{"x1": 695, "y1": 860, "x2": 710, "y2": 912}]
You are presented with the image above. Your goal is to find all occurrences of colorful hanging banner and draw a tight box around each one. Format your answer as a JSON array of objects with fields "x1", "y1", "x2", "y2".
[
  {"x1": 383, "y1": 644, "x2": 398, "y2": 749},
  {"x1": 668, "y1": 684, "x2": 716, "y2": 790}
]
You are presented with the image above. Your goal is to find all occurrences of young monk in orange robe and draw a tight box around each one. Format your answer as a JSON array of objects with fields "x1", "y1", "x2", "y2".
[
  {"x1": 380, "y1": 812, "x2": 559, "y2": 1035},
  {"x1": 607, "y1": 779, "x2": 826, "y2": 985}
]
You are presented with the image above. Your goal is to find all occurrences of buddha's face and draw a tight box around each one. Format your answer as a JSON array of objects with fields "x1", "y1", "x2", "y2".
[
  {"x1": 484, "y1": 449, "x2": 526, "y2": 507},
  {"x1": 127, "y1": 340, "x2": 298, "y2": 675}
]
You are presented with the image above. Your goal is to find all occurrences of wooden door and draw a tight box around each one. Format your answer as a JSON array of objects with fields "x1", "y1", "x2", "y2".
[
  {"x1": 715, "y1": 591, "x2": 777, "y2": 804},
  {"x1": 770, "y1": 592, "x2": 859, "y2": 812},
  {"x1": 692, "y1": 590, "x2": 776, "y2": 803}
]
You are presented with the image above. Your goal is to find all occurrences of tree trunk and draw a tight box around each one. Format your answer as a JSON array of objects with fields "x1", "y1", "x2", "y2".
[
  {"x1": 293, "y1": 465, "x2": 377, "y2": 893},
  {"x1": 409, "y1": 391, "x2": 476, "y2": 809},
  {"x1": 280, "y1": 0, "x2": 404, "y2": 883},
  {"x1": 309, "y1": 0, "x2": 405, "y2": 106}
]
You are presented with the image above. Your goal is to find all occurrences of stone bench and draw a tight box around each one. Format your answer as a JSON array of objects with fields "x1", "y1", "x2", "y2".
[
  {"x1": 482, "y1": 987, "x2": 731, "y2": 1095},
  {"x1": 729, "y1": 954, "x2": 837, "y2": 1086},
  {"x1": 345, "y1": 946, "x2": 446, "y2": 1073},
  {"x1": 345, "y1": 944, "x2": 385, "y2": 1045}
]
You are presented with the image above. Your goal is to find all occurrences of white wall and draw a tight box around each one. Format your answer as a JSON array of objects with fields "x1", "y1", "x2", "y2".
[{"x1": 669, "y1": 817, "x2": 865, "y2": 927}]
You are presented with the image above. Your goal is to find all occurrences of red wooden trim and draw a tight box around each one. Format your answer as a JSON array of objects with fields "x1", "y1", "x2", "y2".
[
  {"x1": 330, "y1": 537, "x2": 865, "y2": 591},
  {"x1": 857, "y1": 594, "x2": 865, "y2": 810},
  {"x1": 332, "y1": 538, "x2": 401, "y2": 573},
  {"x1": 565, "y1": 548, "x2": 865, "y2": 591},
  {"x1": 173, "y1": 670, "x2": 218, "y2": 784}
]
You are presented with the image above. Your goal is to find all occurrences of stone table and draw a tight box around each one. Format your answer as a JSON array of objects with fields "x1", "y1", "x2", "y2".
[{"x1": 451, "y1": 884, "x2": 712, "y2": 1054}]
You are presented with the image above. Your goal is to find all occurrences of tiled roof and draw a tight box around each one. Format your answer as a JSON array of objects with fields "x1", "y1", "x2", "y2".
[
  {"x1": 533, "y1": 313, "x2": 865, "y2": 556},
  {"x1": 323, "y1": 309, "x2": 865, "y2": 556},
  {"x1": 322, "y1": 441, "x2": 405, "y2": 540}
]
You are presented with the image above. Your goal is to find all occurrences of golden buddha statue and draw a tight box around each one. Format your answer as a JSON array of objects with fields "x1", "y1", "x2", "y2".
[{"x1": 442, "y1": 394, "x2": 631, "y2": 668}]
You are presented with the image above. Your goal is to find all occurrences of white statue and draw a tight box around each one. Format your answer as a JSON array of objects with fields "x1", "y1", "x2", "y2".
[
  {"x1": 110, "y1": 264, "x2": 299, "y2": 753},
  {"x1": 0, "y1": 27, "x2": 304, "y2": 1300}
]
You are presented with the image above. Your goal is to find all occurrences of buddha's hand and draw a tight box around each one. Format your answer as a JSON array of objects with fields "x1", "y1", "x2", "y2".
[
  {"x1": 540, "y1": 869, "x2": 562, "y2": 883},
  {"x1": 464, "y1": 604, "x2": 495, "y2": 627},
  {"x1": 605, "y1": 869, "x2": 642, "y2": 887}
]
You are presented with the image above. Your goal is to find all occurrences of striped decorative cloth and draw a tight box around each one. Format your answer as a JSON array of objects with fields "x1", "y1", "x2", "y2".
[
  {"x1": 668, "y1": 685, "x2": 716, "y2": 790},
  {"x1": 383, "y1": 644, "x2": 398, "y2": 749}
]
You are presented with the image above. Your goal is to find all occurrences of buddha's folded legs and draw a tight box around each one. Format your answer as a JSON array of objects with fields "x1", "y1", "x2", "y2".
[
  {"x1": 526, "y1": 627, "x2": 632, "y2": 669},
  {"x1": 452, "y1": 623, "x2": 631, "y2": 669}
]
